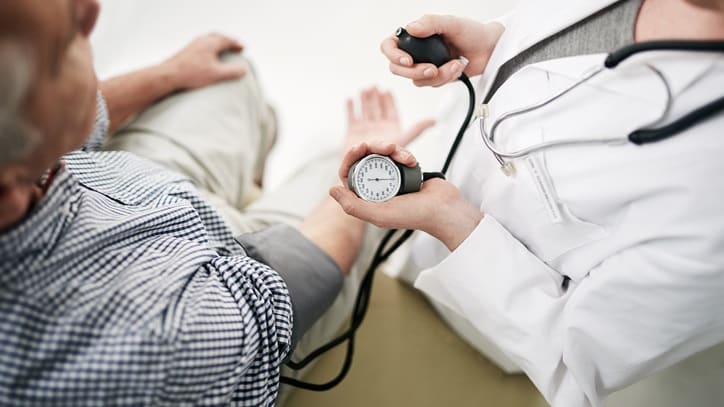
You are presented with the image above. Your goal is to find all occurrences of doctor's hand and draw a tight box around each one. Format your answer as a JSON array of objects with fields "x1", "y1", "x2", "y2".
[
  {"x1": 381, "y1": 15, "x2": 504, "y2": 87},
  {"x1": 343, "y1": 87, "x2": 435, "y2": 151},
  {"x1": 330, "y1": 142, "x2": 484, "y2": 251},
  {"x1": 162, "y1": 33, "x2": 247, "y2": 91}
]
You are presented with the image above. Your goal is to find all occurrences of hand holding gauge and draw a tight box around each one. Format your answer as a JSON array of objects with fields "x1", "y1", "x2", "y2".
[
  {"x1": 347, "y1": 153, "x2": 447, "y2": 202},
  {"x1": 345, "y1": 29, "x2": 454, "y2": 203},
  {"x1": 332, "y1": 141, "x2": 480, "y2": 249}
]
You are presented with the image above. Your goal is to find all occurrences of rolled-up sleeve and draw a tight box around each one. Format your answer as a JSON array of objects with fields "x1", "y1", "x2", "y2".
[{"x1": 235, "y1": 224, "x2": 344, "y2": 348}]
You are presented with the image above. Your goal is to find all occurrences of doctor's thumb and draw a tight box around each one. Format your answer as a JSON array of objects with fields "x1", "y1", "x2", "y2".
[
  {"x1": 330, "y1": 186, "x2": 364, "y2": 219},
  {"x1": 407, "y1": 15, "x2": 456, "y2": 38}
]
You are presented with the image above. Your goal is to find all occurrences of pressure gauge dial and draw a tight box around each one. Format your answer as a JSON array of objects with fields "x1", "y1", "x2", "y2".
[{"x1": 347, "y1": 154, "x2": 422, "y2": 202}]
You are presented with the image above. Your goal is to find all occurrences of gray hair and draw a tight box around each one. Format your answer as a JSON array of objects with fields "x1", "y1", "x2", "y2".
[{"x1": 0, "y1": 41, "x2": 38, "y2": 166}]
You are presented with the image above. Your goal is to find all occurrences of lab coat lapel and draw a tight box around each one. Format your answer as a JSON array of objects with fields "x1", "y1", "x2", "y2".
[{"x1": 479, "y1": 0, "x2": 621, "y2": 98}]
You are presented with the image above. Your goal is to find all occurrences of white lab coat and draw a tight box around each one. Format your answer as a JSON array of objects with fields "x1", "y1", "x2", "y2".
[{"x1": 408, "y1": 1, "x2": 724, "y2": 406}]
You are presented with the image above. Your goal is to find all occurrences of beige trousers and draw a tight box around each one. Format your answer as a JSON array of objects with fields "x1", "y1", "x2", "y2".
[{"x1": 104, "y1": 54, "x2": 382, "y2": 405}]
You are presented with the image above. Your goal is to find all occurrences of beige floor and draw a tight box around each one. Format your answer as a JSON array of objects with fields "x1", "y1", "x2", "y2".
[{"x1": 284, "y1": 272, "x2": 548, "y2": 407}]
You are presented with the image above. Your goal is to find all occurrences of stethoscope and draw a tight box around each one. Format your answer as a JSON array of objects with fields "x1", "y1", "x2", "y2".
[
  {"x1": 281, "y1": 33, "x2": 724, "y2": 392},
  {"x1": 479, "y1": 40, "x2": 724, "y2": 176}
]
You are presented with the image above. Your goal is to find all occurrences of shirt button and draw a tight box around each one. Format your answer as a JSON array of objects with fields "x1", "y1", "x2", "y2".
[{"x1": 61, "y1": 204, "x2": 72, "y2": 217}]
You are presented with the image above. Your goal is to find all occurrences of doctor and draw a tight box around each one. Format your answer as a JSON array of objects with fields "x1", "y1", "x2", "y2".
[{"x1": 330, "y1": 0, "x2": 724, "y2": 406}]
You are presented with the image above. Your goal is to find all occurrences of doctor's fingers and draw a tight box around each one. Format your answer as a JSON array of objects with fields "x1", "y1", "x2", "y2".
[
  {"x1": 331, "y1": 183, "x2": 444, "y2": 231},
  {"x1": 329, "y1": 186, "x2": 415, "y2": 230},
  {"x1": 404, "y1": 15, "x2": 461, "y2": 39},
  {"x1": 412, "y1": 59, "x2": 468, "y2": 88},
  {"x1": 338, "y1": 142, "x2": 417, "y2": 181},
  {"x1": 329, "y1": 186, "x2": 389, "y2": 227},
  {"x1": 388, "y1": 61, "x2": 442, "y2": 85},
  {"x1": 381, "y1": 36, "x2": 414, "y2": 68},
  {"x1": 382, "y1": 38, "x2": 440, "y2": 83}
]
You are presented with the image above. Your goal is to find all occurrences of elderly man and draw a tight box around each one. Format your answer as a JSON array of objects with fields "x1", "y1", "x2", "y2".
[{"x1": 0, "y1": 0, "x2": 432, "y2": 405}]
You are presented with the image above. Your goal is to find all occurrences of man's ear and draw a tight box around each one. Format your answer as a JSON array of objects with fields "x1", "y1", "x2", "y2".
[{"x1": 0, "y1": 40, "x2": 38, "y2": 165}]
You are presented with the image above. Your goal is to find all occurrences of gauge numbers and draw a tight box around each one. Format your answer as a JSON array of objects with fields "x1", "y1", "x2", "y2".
[{"x1": 351, "y1": 155, "x2": 402, "y2": 202}]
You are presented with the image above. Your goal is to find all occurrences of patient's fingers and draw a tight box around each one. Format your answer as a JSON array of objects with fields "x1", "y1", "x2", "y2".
[
  {"x1": 215, "y1": 64, "x2": 247, "y2": 81},
  {"x1": 361, "y1": 88, "x2": 384, "y2": 121},
  {"x1": 380, "y1": 91, "x2": 398, "y2": 121},
  {"x1": 346, "y1": 98, "x2": 358, "y2": 126},
  {"x1": 208, "y1": 33, "x2": 244, "y2": 53},
  {"x1": 360, "y1": 89, "x2": 372, "y2": 121},
  {"x1": 368, "y1": 88, "x2": 383, "y2": 120}
]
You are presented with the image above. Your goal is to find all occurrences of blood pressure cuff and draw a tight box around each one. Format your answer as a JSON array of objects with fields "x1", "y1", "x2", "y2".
[{"x1": 235, "y1": 224, "x2": 343, "y2": 350}]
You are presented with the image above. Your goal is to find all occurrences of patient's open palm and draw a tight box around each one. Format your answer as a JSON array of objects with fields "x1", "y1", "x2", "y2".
[{"x1": 344, "y1": 87, "x2": 435, "y2": 150}]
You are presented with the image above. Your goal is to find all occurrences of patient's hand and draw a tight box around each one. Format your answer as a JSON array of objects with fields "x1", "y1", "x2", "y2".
[
  {"x1": 163, "y1": 33, "x2": 247, "y2": 91},
  {"x1": 343, "y1": 87, "x2": 435, "y2": 152}
]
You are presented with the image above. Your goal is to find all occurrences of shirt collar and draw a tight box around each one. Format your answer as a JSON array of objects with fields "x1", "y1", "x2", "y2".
[{"x1": 0, "y1": 163, "x2": 80, "y2": 272}]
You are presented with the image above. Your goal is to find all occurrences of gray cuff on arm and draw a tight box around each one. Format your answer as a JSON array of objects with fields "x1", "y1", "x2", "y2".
[{"x1": 235, "y1": 224, "x2": 343, "y2": 349}]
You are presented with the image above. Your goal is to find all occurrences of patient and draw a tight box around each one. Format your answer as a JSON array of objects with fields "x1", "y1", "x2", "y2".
[{"x1": 0, "y1": 0, "x2": 431, "y2": 405}]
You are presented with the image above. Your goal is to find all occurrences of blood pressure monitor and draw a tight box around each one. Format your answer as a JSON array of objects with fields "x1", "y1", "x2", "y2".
[
  {"x1": 283, "y1": 26, "x2": 467, "y2": 392},
  {"x1": 347, "y1": 154, "x2": 422, "y2": 202}
]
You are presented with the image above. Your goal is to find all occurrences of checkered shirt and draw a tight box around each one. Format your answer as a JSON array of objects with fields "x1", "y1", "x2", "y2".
[{"x1": 0, "y1": 93, "x2": 293, "y2": 406}]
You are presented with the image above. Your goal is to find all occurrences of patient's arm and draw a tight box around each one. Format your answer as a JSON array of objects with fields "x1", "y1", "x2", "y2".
[
  {"x1": 299, "y1": 196, "x2": 366, "y2": 275},
  {"x1": 302, "y1": 87, "x2": 436, "y2": 273},
  {"x1": 100, "y1": 33, "x2": 246, "y2": 132}
]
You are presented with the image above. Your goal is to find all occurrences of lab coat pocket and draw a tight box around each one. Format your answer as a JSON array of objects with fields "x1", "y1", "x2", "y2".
[
  {"x1": 530, "y1": 55, "x2": 671, "y2": 256},
  {"x1": 478, "y1": 54, "x2": 670, "y2": 265},
  {"x1": 542, "y1": 201, "x2": 608, "y2": 262},
  {"x1": 514, "y1": 153, "x2": 608, "y2": 264}
]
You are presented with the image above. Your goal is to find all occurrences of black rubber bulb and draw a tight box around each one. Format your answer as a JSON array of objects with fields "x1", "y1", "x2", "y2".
[{"x1": 395, "y1": 27, "x2": 452, "y2": 67}]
